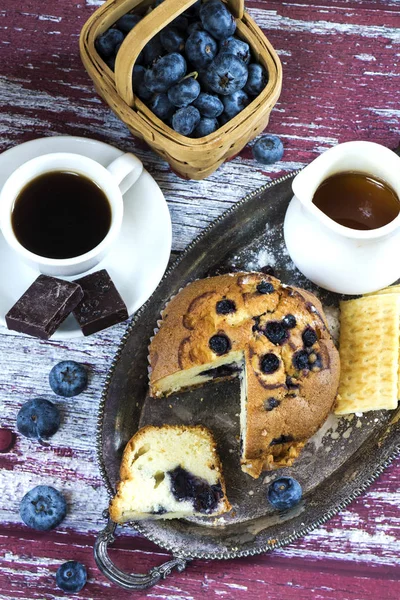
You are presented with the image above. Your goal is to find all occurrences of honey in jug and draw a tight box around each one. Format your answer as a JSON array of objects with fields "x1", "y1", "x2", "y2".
[{"x1": 312, "y1": 171, "x2": 400, "y2": 230}]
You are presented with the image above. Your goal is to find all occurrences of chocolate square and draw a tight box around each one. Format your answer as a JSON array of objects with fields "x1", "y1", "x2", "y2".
[
  {"x1": 73, "y1": 269, "x2": 129, "y2": 336},
  {"x1": 6, "y1": 275, "x2": 83, "y2": 340}
]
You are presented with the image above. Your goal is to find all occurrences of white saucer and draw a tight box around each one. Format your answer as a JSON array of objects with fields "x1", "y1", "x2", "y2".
[{"x1": 0, "y1": 136, "x2": 172, "y2": 339}]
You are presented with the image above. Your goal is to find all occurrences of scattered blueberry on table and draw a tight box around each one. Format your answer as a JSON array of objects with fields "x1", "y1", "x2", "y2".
[
  {"x1": 17, "y1": 398, "x2": 60, "y2": 441},
  {"x1": 56, "y1": 561, "x2": 87, "y2": 594},
  {"x1": 49, "y1": 361, "x2": 88, "y2": 398},
  {"x1": 267, "y1": 477, "x2": 302, "y2": 510},
  {"x1": 94, "y1": 0, "x2": 272, "y2": 138},
  {"x1": 0, "y1": 428, "x2": 15, "y2": 453},
  {"x1": 20, "y1": 485, "x2": 67, "y2": 530},
  {"x1": 252, "y1": 134, "x2": 284, "y2": 165}
]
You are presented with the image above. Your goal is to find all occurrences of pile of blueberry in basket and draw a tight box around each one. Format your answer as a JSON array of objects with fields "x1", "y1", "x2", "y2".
[{"x1": 95, "y1": 0, "x2": 269, "y2": 138}]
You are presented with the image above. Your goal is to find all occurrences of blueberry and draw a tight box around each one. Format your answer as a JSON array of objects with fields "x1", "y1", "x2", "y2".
[
  {"x1": 185, "y1": 30, "x2": 218, "y2": 70},
  {"x1": 172, "y1": 105, "x2": 201, "y2": 136},
  {"x1": 183, "y1": 0, "x2": 201, "y2": 18},
  {"x1": 282, "y1": 314, "x2": 297, "y2": 329},
  {"x1": 204, "y1": 53, "x2": 248, "y2": 95},
  {"x1": 218, "y1": 112, "x2": 231, "y2": 126},
  {"x1": 252, "y1": 134, "x2": 284, "y2": 165},
  {"x1": 244, "y1": 63, "x2": 269, "y2": 96},
  {"x1": 132, "y1": 65, "x2": 153, "y2": 101},
  {"x1": 142, "y1": 35, "x2": 164, "y2": 66},
  {"x1": 151, "y1": 506, "x2": 167, "y2": 515},
  {"x1": 145, "y1": 53, "x2": 186, "y2": 93},
  {"x1": 257, "y1": 280, "x2": 274, "y2": 294},
  {"x1": 264, "y1": 397, "x2": 280, "y2": 411},
  {"x1": 20, "y1": 485, "x2": 67, "y2": 530},
  {"x1": 105, "y1": 56, "x2": 116, "y2": 71},
  {"x1": 169, "y1": 466, "x2": 222, "y2": 514},
  {"x1": 187, "y1": 21, "x2": 203, "y2": 35},
  {"x1": 193, "y1": 92, "x2": 224, "y2": 118},
  {"x1": 219, "y1": 36, "x2": 250, "y2": 64},
  {"x1": 200, "y1": 0, "x2": 236, "y2": 41},
  {"x1": 260, "y1": 353, "x2": 280, "y2": 374},
  {"x1": 270, "y1": 434, "x2": 294, "y2": 446},
  {"x1": 115, "y1": 14, "x2": 141, "y2": 33},
  {"x1": 286, "y1": 375, "x2": 299, "y2": 389},
  {"x1": 209, "y1": 334, "x2": 231, "y2": 355},
  {"x1": 169, "y1": 465, "x2": 196, "y2": 500},
  {"x1": 195, "y1": 482, "x2": 223, "y2": 513},
  {"x1": 302, "y1": 327, "x2": 317, "y2": 347},
  {"x1": 216, "y1": 299, "x2": 236, "y2": 314},
  {"x1": 171, "y1": 15, "x2": 189, "y2": 31},
  {"x1": 0, "y1": 428, "x2": 15, "y2": 453},
  {"x1": 222, "y1": 89, "x2": 249, "y2": 119},
  {"x1": 95, "y1": 28, "x2": 124, "y2": 59},
  {"x1": 168, "y1": 77, "x2": 201, "y2": 108},
  {"x1": 56, "y1": 561, "x2": 87, "y2": 594},
  {"x1": 149, "y1": 93, "x2": 175, "y2": 120},
  {"x1": 49, "y1": 361, "x2": 88, "y2": 398},
  {"x1": 194, "y1": 117, "x2": 219, "y2": 137},
  {"x1": 17, "y1": 399, "x2": 60, "y2": 441},
  {"x1": 260, "y1": 264, "x2": 276, "y2": 276},
  {"x1": 267, "y1": 477, "x2": 302, "y2": 511},
  {"x1": 293, "y1": 350, "x2": 309, "y2": 371},
  {"x1": 160, "y1": 27, "x2": 185, "y2": 53},
  {"x1": 264, "y1": 321, "x2": 287, "y2": 345}
]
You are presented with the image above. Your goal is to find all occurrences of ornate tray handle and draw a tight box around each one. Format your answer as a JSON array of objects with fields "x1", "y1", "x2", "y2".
[{"x1": 94, "y1": 518, "x2": 190, "y2": 591}]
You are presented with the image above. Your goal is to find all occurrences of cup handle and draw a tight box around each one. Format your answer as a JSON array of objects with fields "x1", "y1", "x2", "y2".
[{"x1": 106, "y1": 153, "x2": 143, "y2": 195}]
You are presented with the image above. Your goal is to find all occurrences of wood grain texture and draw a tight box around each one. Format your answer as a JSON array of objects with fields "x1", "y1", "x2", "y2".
[{"x1": 0, "y1": 0, "x2": 399, "y2": 598}]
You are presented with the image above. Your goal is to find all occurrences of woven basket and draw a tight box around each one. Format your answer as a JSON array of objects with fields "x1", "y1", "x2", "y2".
[{"x1": 80, "y1": 0, "x2": 282, "y2": 180}]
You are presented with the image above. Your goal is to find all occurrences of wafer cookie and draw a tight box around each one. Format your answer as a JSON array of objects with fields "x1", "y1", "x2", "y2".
[{"x1": 335, "y1": 294, "x2": 400, "y2": 415}]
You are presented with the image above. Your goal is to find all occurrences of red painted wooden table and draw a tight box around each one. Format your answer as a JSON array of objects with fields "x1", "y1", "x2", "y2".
[{"x1": 0, "y1": 1, "x2": 399, "y2": 598}]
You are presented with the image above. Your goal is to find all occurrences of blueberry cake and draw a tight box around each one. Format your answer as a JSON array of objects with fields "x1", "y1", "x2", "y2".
[
  {"x1": 109, "y1": 425, "x2": 231, "y2": 522},
  {"x1": 149, "y1": 272, "x2": 340, "y2": 478}
]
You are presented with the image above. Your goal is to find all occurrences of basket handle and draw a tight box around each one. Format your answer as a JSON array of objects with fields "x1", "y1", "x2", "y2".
[
  {"x1": 227, "y1": 0, "x2": 245, "y2": 19},
  {"x1": 94, "y1": 518, "x2": 190, "y2": 591},
  {"x1": 115, "y1": 0, "x2": 244, "y2": 106}
]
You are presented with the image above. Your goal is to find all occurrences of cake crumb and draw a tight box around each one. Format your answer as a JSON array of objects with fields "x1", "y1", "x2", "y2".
[{"x1": 343, "y1": 427, "x2": 353, "y2": 439}]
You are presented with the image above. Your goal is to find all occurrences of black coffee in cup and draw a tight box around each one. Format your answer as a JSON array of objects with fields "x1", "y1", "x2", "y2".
[{"x1": 11, "y1": 171, "x2": 112, "y2": 259}]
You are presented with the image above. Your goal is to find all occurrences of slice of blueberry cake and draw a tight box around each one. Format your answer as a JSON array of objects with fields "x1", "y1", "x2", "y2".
[
  {"x1": 109, "y1": 425, "x2": 231, "y2": 522},
  {"x1": 149, "y1": 272, "x2": 340, "y2": 478}
]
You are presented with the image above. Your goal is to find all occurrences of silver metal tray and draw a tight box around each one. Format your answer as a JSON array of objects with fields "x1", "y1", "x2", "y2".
[{"x1": 94, "y1": 170, "x2": 400, "y2": 591}]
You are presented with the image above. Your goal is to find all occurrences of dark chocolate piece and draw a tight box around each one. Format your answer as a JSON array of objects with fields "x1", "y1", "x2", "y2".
[
  {"x1": 5, "y1": 275, "x2": 83, "y2": 340},
  {"x1": 72, "y1": 269, "x2": 128, "y2": 335}
]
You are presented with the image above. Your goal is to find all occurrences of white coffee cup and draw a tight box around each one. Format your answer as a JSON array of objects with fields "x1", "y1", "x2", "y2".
[{"x1": 0, "y1": 152, "x2": 143, "y2": 276}]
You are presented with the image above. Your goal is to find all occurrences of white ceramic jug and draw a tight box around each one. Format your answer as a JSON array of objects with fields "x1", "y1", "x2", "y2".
[{"x1": 284, "y1": 141, "x2": 400, "y2": 294}]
